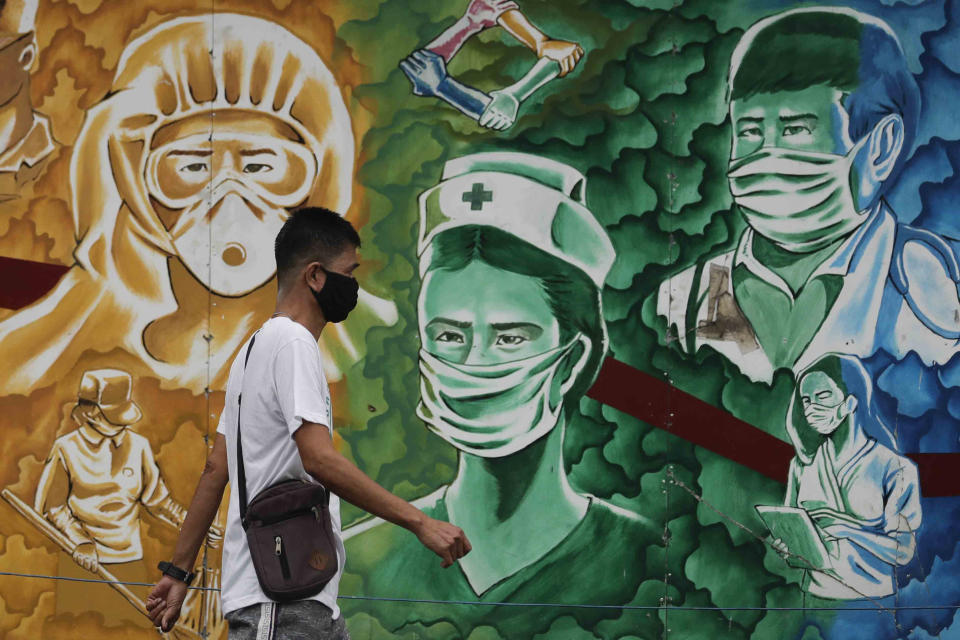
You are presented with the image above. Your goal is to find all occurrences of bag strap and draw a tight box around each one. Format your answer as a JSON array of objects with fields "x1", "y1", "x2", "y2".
[{"x1": 236, "y1": 333, "x2": 258, "y2": 526}]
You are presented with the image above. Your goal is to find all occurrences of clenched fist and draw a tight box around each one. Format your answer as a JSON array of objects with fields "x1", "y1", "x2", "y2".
[{"x1": 413, "y1": 515, "x2": 472, "y2": 568}]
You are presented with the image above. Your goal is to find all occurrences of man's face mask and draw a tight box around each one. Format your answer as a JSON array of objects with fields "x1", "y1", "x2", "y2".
[
  {"x1": 146, "y1": 132, "x2": 318, "y2": 296},
  {"x1": 799, "y1": 371, "x2": 855, "y2": 436},
  {"x1": 312, "y1": 267, "x2": 359, "y2": 323},
  {"x1": 417, "y1": 334, "x2": 590, "y2": 457},
  {"x1": 727, "y1": 135, "x2": 871, "y2": 253}
]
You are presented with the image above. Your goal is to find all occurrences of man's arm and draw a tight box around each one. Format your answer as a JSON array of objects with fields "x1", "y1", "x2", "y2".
[
  {"x1": 146, "y1": 434, "x2": 229, "y2": 632},
  {"x1": 168, "y1": 434, "x2": 229, "y2": 569},
  {"x1": 294, "y1": 422, "x2": 471, "y2": 568}
]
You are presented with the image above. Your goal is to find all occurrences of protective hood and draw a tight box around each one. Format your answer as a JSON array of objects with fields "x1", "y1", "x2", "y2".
[
  {"x1": 0, "y1": 14, "x2": 381, "y2": 395},
  {"x1": 72, "y1": 13, "x2": 354, "y2": 275}
]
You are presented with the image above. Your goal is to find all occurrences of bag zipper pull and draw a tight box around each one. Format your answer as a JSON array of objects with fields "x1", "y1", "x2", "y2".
[{"x1": 275, "y1": 535, "x2": 282, "y2": 556}]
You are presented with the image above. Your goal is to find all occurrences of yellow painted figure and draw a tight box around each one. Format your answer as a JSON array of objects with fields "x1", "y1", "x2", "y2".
[
  {"x1": 0, "y1": 13, "x2": 395, "y2": 396},
  {"x1": 34, "y1": 369, "x2": 186, "y2": 569}
]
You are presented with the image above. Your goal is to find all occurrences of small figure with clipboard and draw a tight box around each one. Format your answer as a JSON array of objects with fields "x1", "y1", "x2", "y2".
[{"x1": 757, "y1": 354, "x2": 921, "y2": 600}]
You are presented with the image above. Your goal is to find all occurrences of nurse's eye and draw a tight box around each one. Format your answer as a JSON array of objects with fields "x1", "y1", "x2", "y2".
[
  {"x1": 495, "y1": 334, "x2": 528, "y2": 347},
  {"x1": 243, "y1": 163, "x2": 273, "y2": 174},
  {"x1": 435, "y1": 331, "x2": 466, "y2": 344},
  {"x1": 181, "y1": 162, "x2": 209, "y2": 173},
  {"x1": 737, "y1": 125, "x2": 762, "y2": 140},
  {"x1": 815, "y1": 390, "x2": 833, "y2": 401}
]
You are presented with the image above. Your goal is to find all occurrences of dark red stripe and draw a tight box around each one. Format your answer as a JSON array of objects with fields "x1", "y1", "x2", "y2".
[
  {"x1": 2, "y1": 260, "x2": 959, "y2": 496},
  {"x1": 905, "y1": 454, "x2": 959, "y2": 498},
  {"x1": 588, "y1": 357, "x2": 960, "y2": 496},
  {"x1": 0, "y1": 256, "x2": 68, "y2": 309},
  {"x1": 587, "y1": 357, "x2": 794, "y2": 483}
]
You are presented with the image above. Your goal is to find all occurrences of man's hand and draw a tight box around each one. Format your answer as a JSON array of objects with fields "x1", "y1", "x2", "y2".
[
  {"x1": 464, "y1": 0, "x2": 519, "y2": 29},
  {"x1": 536, "y1": 39, "x2": 584, "y2": 77},
  {"x1": 400, "y1": 50, "x2": 449, "y2": 98},
  {"x1": 72, "y1": 542, "x2": 99, "y2": 573},
  {"x1": 147, "y1": 575, "x2": 188, "y2": 633},
  {"x1": 479, "y1": 89, "x2": 519, "y2": 130},
  {"x1": 412, "y1": 515, "x2": 472, "y2": 568}
]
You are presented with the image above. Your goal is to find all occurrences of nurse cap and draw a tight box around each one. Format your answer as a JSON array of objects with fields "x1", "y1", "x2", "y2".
[{"x1": 417, "y1": 152, "x2": 615, "y2": 288}]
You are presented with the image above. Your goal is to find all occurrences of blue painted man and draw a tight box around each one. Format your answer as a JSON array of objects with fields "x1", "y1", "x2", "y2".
[{"x1": 658, "y1": 7, "x2": 960, "y2": 383}]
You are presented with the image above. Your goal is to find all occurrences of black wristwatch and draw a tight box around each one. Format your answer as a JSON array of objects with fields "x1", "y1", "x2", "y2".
[{"x1": 158, "y1": 561, "x2": 196, "y2": 585}]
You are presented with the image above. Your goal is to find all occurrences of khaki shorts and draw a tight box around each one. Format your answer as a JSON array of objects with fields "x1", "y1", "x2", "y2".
[{"x1": 226, "y1": 600, "x2": 350, "y2": 640}]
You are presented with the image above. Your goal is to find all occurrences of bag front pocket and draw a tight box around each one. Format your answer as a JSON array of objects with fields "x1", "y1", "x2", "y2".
[
  {"x1": 246, "y1": 508, "x2": 338, "y2": 601},
  {"x1": 275, "y1": 535, "x2": 291, "y2": 580}
]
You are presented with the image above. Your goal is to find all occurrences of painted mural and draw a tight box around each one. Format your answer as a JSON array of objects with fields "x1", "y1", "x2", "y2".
[{"x1": 1, "y1": 1, "x2": 960, "y2": 639}]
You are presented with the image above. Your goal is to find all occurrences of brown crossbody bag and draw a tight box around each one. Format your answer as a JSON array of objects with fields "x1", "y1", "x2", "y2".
[{"x1": 236, "y1": 333, "x2": 339, "y2": 601}]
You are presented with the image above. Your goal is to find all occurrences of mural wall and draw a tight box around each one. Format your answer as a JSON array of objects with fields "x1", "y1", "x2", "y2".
[{"x1": 1, "y1": 0, "x2": 959, "y2": 638}]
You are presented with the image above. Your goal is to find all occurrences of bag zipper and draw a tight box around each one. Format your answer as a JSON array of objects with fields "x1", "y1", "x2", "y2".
[{"x1": 275, "y1": 535, "x2": 291, "y2": 580}]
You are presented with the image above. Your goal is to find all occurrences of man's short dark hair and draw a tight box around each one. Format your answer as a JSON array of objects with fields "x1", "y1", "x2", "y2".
[
  {"x1": 274, "y1": 207, "x2": 361, "y2": 282},
  {"x1": 729, "y1": 8, "x2": 920, "y2": 188}
]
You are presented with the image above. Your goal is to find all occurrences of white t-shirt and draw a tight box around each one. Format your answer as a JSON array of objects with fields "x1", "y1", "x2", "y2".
[{"x1": 216, "y1": 316, "x2": 345, "y2": 617}]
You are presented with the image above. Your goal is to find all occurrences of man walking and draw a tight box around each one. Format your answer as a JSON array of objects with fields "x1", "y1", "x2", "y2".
[{"x1": 146, "y1": 207, "x2": 471, "y2": 638}]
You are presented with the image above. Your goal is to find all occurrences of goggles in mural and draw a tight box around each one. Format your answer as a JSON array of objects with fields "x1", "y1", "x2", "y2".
[{"x1": 145, "y1": 132, "x2": 318, "y2": 211}]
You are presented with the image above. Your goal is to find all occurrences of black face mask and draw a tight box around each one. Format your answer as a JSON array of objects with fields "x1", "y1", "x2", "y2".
[{"x1": 312, "y1": 267, "x2": 359, "y2": 323}]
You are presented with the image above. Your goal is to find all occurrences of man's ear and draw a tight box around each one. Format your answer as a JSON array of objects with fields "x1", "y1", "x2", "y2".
[
  {"x1": 856, "y1": 114, "x2": 904, "y2": 207},
  {"x1": 19, "y1": 38, "x2": 36, "y2": 71},
  {"x1": 842, "y1": 394, "x2": 859, "y2": 417},
  {"x1": 304, "y1": 262, "x2": 327, "y2": 293},
  {"x1": 868, "y1": 114, "x2": 905, "y2": 183}
]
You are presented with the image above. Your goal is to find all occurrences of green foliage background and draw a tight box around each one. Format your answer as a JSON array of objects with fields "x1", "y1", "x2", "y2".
[{"x1": 333, "y1": 1, "x2": 853, "y2": 637}]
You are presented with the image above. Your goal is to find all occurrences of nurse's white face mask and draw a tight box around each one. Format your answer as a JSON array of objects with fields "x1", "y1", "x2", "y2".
[{"x1": 417, "y1": 334, "x2": 591, "y2": 458}]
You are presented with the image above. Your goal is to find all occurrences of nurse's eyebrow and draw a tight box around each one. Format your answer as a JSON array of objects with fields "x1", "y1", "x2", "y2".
[
  {"x1": 428, "y1": 317, "x2": 471, "y2": 329},
  {"x1": 240, "y1": 148, "x2": 278, "y2": 156},
  {"x1": 167, "y1": 149, "x2": 212, "y2": 156}
]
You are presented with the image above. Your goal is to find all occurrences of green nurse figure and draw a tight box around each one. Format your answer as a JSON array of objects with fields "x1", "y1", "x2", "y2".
[{"x1": 342, "y1": 153, "x2": 658, "y2": 639}]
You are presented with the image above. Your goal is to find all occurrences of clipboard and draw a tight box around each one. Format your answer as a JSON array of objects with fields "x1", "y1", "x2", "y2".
[{"x1": 756, "y1": 505, "x2": 830, "y2": 569}]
